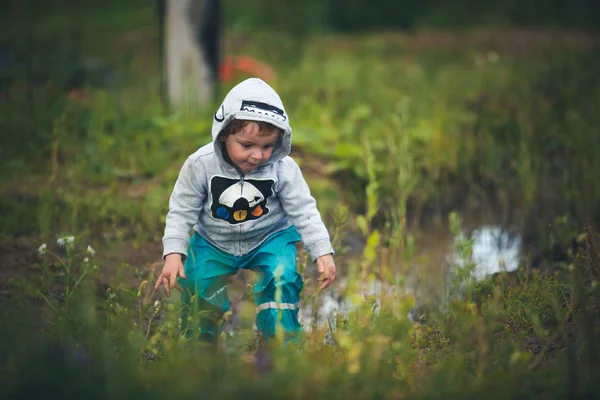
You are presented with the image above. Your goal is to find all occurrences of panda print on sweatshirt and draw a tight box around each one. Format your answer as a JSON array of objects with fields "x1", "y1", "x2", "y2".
[{"x1": 209, "y1": 176, "x2": 275, "y2": 224}]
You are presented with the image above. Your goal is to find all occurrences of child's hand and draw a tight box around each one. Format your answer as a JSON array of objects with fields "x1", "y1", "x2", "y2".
[
  {"x1": 153, "y1": 253, "x2": 186, "y2": 297},
  {"x1": 316, "y1": 254, "x2": 336, "y2": 291}
]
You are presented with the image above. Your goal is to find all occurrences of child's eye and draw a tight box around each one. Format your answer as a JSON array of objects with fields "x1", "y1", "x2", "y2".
[
  {"x1": 264, "y1": 144, "x2": 274, "y2": 149},
  {"x1": 242, "y1": 144, "x2": 252, "y2": 148}
]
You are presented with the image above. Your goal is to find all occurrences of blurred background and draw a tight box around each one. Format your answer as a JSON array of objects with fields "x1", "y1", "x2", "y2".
[
  {"x1": 2, "y1": 0, "x2": 598, "y2": 274},
  {"x1": 1, "y1": 1, "x2": 600, "y2": 397}
]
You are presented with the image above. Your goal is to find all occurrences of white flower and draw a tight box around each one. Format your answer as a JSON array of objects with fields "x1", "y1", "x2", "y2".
[
  {"x1": 57, "y1": 236, "x2": 75, "y2": 247},
  {"x1": 86, "y1": 245, "x2": 95, "y2": 256},
  {"x1": 154, "y1": 300, "x2": 160, "y2": 307},
  {"x1": 84, "y1": 257, "x2": 89, "y2": 263},
  {"x1": 38, "y1": 243, "x2": 47, "y2": 255}
]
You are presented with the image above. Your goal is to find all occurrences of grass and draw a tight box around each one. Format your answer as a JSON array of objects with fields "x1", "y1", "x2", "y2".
[
  {"x1": 1, "y1": 3, "x2": 600, "y2": 398},
  {"x1": 2, "y1": 217, "x2": 599, "y2": 399}
]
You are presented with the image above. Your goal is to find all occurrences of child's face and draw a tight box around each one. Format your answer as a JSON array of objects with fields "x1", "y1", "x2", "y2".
[{"x1": 222, "y1": 122, "x2": 280, "y2": 175}]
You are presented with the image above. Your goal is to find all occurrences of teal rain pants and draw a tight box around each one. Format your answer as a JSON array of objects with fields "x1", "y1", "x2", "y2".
[{"x1": 178, "y1": 226, "x2": 303, "y2": 342}]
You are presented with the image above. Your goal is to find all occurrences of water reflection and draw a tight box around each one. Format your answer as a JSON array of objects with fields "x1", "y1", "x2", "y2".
[
  {"x1": 299, "y1": 277, "x2": 402, "y2": 332},
  {"x1": 299, "y1": 225, "x2": 522, "y2": 331},
  {"x1": 457, "y1": 225, "x2": 522, "y2": 279}
]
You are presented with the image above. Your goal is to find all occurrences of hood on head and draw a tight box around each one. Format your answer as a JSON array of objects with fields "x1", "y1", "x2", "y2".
[{"x1": 211, "y1": 78, "x2": 292, "y2": 168}]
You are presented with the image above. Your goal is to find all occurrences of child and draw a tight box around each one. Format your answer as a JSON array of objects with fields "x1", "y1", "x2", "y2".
[{"x1": 154, "y1": 78, "x2": 336, "y2": 343}]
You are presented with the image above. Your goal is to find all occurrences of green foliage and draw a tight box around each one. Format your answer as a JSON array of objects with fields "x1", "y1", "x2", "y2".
[
  {"x1": 224, "y1": 0, "x2": 600, "y2": 33},
  {"x1": 2, "y1": 4, "x2": 600, "y2": 398},
  {"x1": 2, "y1": 225, "x2": 599, "y2": 399},
  {"x1": 4, "y1": 24, "x2": 600, "y2": 249}
]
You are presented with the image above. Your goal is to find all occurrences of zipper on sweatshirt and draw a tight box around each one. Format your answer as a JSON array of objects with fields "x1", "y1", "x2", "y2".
[
  {"x1": 237, "y1": 175, "x2": 244, "y2": 256},
  {"x1": 233, "y1": 169, "x2": 257, "y2": 256}
]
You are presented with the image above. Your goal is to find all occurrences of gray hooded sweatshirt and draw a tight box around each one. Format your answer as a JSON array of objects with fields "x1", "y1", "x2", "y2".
[{"x1": 162, "y1": 78, "x2": 334, "y2": 261}]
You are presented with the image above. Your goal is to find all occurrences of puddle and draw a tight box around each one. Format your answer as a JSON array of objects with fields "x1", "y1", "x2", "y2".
[
  {"x1": 298, "y1": 225, "x2": 523, "y2": 331},
  {"x1": 450, "y1": 225, "x2": 522, "y2": 280},
  {"x1": 299, "y1": 277, "x2": 403, "y2": 332},
  {"x1": 220, "y1": 225, "x2": 523, "y2": 336}
]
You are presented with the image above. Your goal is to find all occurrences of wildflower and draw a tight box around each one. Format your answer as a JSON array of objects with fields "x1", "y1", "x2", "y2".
[
  {"x1": 38, "y1": 243, "x2": 47, "y2": 255},
  {"x1": 57, "y1": 236, "x2": 75, "y2": 247},
  {"x1": 84, "y1": 257, "x2": 89, "y2": 263},
  {"x1": 86, "y1": 245, "x2": 95, "y2": 256}
]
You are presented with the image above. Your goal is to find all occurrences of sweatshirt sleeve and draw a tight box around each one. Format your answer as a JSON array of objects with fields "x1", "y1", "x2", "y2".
[
  {"x1": 276, "y1": 157, "x2": 334, "y2": 261},
  {"x1": 162, "y1": 156, "x2": 207, "y2": 259}
]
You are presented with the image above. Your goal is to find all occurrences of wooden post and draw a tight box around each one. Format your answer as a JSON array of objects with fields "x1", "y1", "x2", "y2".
[{"x1": 163, "y1": 0, "x2": 218, "y2": 111}]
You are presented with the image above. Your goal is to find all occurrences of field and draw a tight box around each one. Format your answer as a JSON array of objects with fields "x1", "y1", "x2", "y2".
[{"x1": 1, "y1": 2, "x2": 600, "y2": 399}]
